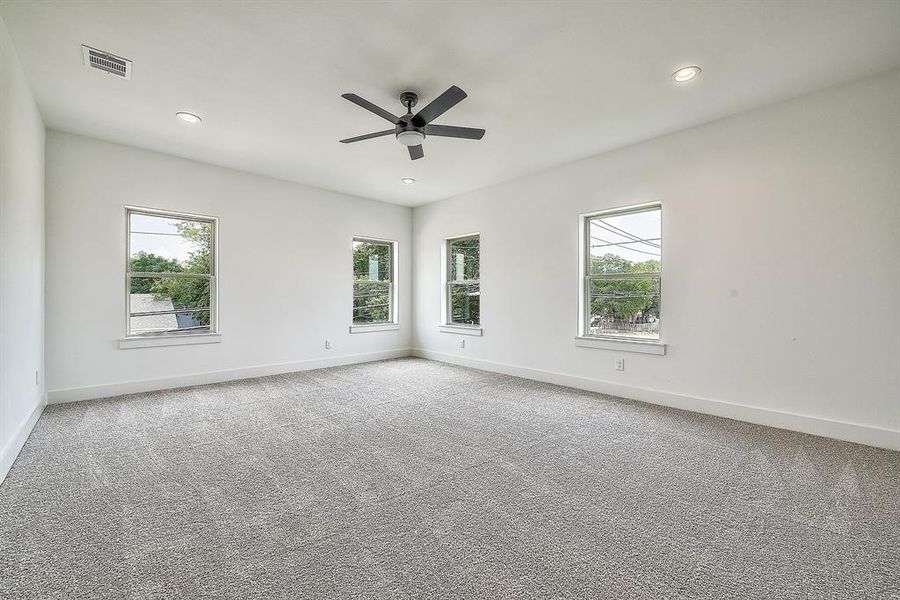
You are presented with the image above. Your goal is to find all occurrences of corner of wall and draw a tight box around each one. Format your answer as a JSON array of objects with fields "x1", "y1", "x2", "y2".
[{"x1": 0, "y1": 13, "x2": 48, "y2": 484}]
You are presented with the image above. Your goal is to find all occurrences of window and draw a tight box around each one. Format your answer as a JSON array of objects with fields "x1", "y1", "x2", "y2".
[
  {"x1": 126, "y1": 207, "x2": 216, "y2": 337},
  {"x1": 581, "y1": 204, "x2": 661, "y2": 341},
  {"x1": 352, "y1": 237, "x2": 397, "y2": 326},
  {"x1": 446, "y1": 234, "x2": 480, "y2": 326}
]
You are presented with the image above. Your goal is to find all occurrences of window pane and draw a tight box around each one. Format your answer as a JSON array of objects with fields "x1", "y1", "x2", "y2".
[
  {"x1": 130, "y1": 311, "x2": 211, "y2": 335},
  {"x1": 589, "y1": 208, "x2": 660, "y2": 275},
  {"x1": 126, "y1": 209, "x2": 216, "y2": 337},
  {"x1": 449, "y1": 236, "x2": 479, "y2": 281},
  {"x1": 129, "y1": 213, "x2": 212, "y2": 275},
  {"x1": 353, "y1": 281, "x2": 391, "y2": 324},
  {"x1": 129, "y1": 277, "x2": 211, "y2": 312},
  {"x1": 353, "y1": 240, "x2": 391, "y2": 282},
  {"x1": 588, "y1": 277, "x2": 660, "y2": 339},
  {"x1": 450, "y1": 282, "x2": 480, "y2": 325}
]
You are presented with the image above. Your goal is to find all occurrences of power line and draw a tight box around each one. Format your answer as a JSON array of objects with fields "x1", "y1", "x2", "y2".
[
  {"x1": 590, "y1": 219, "x2": 661, "y2": 248},
  {"x1": 591, "y1": 237, "x2": 661, "y2": 248},
  {"x1": 590, "y1": 235, "x2": 660, "y2": 257}
]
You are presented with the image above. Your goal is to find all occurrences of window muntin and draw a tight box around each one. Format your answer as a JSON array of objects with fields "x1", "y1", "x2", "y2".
[
  {"x1": 352, "y1": 238, "x2": 395, "y2": 325},
  {"x1": 446, "y1": 234, "x2": 480, "y2": 326},
  {"x1": 584, "y1": 205, "x2": 661, "y2": 340},
  {"x1": 126, "y1": 208, "x2": 216, "y2": 336}
]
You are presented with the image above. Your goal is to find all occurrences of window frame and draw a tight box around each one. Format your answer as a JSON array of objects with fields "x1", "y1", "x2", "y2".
[
  {"x1": 442, "y1": 232, "x2": 482, "y2": 331},
  {"x1": 577, "y1": 202, "x2": 663, "y2": 349},
  {"x1": 124, "y1": 206, "x2": 218, "y2": 339},
  {"x1": 350, "y1": 236, "x2": 399, "y2": 332}
]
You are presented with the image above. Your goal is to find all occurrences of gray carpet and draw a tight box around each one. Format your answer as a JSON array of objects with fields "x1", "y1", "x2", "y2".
[{"x1": 1, "y1": 358, "x2": 898, "y2": 599}]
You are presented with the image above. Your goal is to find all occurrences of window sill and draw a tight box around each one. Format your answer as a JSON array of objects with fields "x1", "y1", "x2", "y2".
[
  {"x1": 439, "y1": 325, "x2": 483, "y2": 336},
  {"x1": 574, "y1": 336, "x2": 666, "y2": 355},
  {"x1": 349, "y1": 323, "x2": 400, "y2": 334},
  {"x1": 119, "y1": 333, "x2": 222, "y2": 350}
]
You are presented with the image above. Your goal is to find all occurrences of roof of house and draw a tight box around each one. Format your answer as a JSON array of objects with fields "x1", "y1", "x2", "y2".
[{"x1": 129, "y1": 293, "x2": 177, "y2": 332}]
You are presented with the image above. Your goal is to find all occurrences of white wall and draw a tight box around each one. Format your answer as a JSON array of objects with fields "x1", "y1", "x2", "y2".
[
  {"x1": 45, "y1": 132, "x2": 412, "y2": 400},
  {"x1": 412, "y1": 70, "x2": 900, "y2": 449},
  {"x1": 0, "y1": 16, "x2": 45, "y2": 480}
]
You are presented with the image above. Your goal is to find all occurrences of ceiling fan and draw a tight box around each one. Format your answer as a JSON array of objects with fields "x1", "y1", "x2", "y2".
[{"x1": 339, "y1": 85, "x2": 485, "y2": 160}]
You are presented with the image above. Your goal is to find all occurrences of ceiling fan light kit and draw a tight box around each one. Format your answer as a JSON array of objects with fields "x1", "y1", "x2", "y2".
[
  {"x1": 396, "y1": 130, "x2": 425, "y2": 147},
  {"x1": 339, "y1": 86, "x2": 486, "y2": 160}
]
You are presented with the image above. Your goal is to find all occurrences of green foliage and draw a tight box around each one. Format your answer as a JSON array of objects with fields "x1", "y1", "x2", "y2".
[
  {"x1": 353, "y1": 241, "x2": 390, "y2": 281},
  {"x1": 589, "y1": 254, "x2": 660, "y2": 328},
  {"x1": 353, "y1": 241, "x2": 391, "y2": 323},
  {"x1": 130, "y1": 251, "x2": 182, "y2": 274},
  {"x1": 590, "y1": 254, "x2": 659, "y2": 275},
  {"x1": 448, "y1": 237, "x2": 480, "y2": 324},
  {"x1": 129, "y1": 222, "x2": 212, "y2": 327},
  {"x1": 129, "y1": 252, "x2": 182, "y2": 293},
  {"x1": 449, "y1": 237, "x2": 479, "y2": 280},
  {"x1": 450, "y1": 283, "x2": 480, "y2": 325},
  {"x1": 149, "y1": 221, "x2": 212, "y2": 325}
]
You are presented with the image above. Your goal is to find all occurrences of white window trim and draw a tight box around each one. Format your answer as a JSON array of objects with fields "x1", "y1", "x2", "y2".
[
  {"x1": 124, "y1": 206, "x2": 219, "y2": 345},
  {"x1": 574, "y1": 336, "x2": 665, "y2": 355},
  {"x1": 439, "y1": 324, "x2": 483, "y2": 336},
  {"x1": 442, "y1": 232, "x2": 481, "y2": 331},
  {"x1": 577, "y1": 202, "x2": 664, "y2": 354},
  {"x1": 349, "y1": 323, "x2": 400, "y2": 334},
  {"x1": 119, "y1": 333, "x2": 222, "y2": 350},
  {"x1": 350, "y1": 236, "x2": 399, "y2": 331}
]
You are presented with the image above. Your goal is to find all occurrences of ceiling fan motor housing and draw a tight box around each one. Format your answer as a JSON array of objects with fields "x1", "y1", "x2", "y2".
[{"x1": 396, "y1": 91, "x2": 425, "y2": 145}]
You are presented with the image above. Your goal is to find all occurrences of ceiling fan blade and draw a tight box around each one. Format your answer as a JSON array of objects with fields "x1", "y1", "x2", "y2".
[
  {"x1": 412, "y1": 86, "x2": 467, "y2": 126},
  {"x1": 339, "y1": 129, "x2": 395, "y2": 144},
  {"x1": 341, "y1": 93, "x2": 399, "y2": 124},
  {"x1": 424, "y1": 124, "x2": 485, "y2": 140},
  {"x1": 408, "y1": 145, "x2": 424, "y2": 160}
]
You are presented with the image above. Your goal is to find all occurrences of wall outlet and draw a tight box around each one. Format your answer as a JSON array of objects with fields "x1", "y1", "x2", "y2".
[
  {"x1": 615, "y1": 358, "x2": 625, "y2": 371},
  {"x1": 459, "y1": 339, "x2": 466, "y2": 349},
  {"x1": 325, "y1": 339, "x2": 332, "y2": 350},
  {"x1": 35, "y1": 370, "x2": 39, "y2": 386}
]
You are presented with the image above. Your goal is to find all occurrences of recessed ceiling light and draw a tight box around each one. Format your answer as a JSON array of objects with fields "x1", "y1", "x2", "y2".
[
  {"x1": 176, "y1": 111, "x2": 202, "y2": 124},
  {"x1": 401, "y1": 177, "x2": 416, "y2": 185},
  {"x1": 672, "y1": 66, "x2": 701, "y2": 83}
]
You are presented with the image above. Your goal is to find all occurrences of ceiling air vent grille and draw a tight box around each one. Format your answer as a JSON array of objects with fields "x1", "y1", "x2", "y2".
[{"x1": 81, "y1": 45, "x2": 132, "y2": 79}]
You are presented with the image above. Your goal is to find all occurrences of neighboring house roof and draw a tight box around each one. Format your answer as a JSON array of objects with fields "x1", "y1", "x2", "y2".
[{"x1": 130, "y1": 293, "x2": 177, "y2": 332}]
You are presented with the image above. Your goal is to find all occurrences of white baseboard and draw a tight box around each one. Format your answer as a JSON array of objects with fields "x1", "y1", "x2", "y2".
[
  {"x1": 412, "y1": 348, "x2": 899, "y2": 451},
  {"x1": 42, "y1": 346, "x2": 899, "y2": 451},
  {"x1": 47, "y1": 348, "x2": 412, "y2": 404},
  {"x1": 0, "y1": 397, "x2": 45, "y2": 484}
]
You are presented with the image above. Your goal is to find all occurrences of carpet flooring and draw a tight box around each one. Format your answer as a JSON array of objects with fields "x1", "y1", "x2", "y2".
[{"x1": 1, "y1": 358, "x2": 898, "y2": 599}]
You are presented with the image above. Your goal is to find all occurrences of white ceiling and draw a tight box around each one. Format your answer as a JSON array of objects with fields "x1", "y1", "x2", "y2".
[{"x1": 2, "y1": 1, "x2": 899, "y2": 206}]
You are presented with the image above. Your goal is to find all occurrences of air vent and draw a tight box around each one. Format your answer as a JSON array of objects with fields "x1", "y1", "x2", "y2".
[{"x1": 81, "y1": 45, "x2": 132, "y2": 79}]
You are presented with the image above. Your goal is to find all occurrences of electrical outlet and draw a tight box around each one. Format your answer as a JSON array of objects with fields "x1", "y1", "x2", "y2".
[
  {"x1": 459, "y1": 339, "x2": 466, "y2": 349},
  {"x1": 35, "y1": 370, "x2": 39, "y2": 386},
  {"x1": 325, "y1": 339, "x2": 332, "y2": 350},
  {"x1": 615, "y1": 358, "x2": 625, "y2": 372}
]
